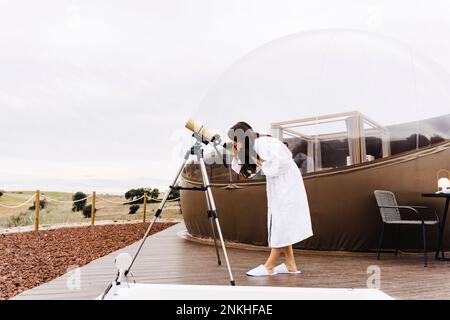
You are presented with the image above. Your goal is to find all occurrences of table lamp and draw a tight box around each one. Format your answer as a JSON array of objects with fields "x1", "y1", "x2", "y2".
[{"x1": 437, "y1": 169, "x2": 450, "y2": 193}]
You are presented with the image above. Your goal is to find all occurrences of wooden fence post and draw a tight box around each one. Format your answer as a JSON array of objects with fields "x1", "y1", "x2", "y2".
[
  {"x1": 91, "y1": 191, "x2": 96, "y2": 226},
  {"x1": 143, "y1": 193, "x2": 148, "y2": 223},
  {"x1": 34, "y1": 190, "x2": 40, "y2": 232}
]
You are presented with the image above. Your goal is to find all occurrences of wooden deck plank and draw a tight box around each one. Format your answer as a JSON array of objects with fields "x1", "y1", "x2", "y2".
[{"x1": 13, "y1": 223, "x2": 450, "y2": 300}]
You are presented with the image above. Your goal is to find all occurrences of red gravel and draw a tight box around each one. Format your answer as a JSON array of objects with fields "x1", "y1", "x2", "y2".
[{"x1": 0, "y1": 222, "x2": 175, "y2": 300}]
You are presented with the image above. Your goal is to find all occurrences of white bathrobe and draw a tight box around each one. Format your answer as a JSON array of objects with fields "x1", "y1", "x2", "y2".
[{"x1": 232, "y1": 136, "x2": 313, "y2": 248}]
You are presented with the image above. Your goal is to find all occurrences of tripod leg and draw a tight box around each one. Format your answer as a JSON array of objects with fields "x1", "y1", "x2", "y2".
[
  {"x1": 205, "y1": 193, "x2": 221, "y2": 266},
  {"x1": 213, "y1": 218, "x2": 235, "y2": 286},
  {"x1": 125, "y1": 157, "x2": 189, "y2": 275},
  {"x1": 199, "y1": 158, "x2": 235, "y2": 286}
]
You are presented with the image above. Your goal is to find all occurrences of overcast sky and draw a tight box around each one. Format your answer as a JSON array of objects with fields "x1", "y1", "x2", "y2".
[{"x1": 1, "y1": 0, "x2": 450, "y2": 193}]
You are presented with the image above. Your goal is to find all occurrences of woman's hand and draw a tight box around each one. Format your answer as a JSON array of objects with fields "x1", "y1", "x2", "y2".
[{"x1": 251, "y1": 156, "x2": 262, "y2": 167}]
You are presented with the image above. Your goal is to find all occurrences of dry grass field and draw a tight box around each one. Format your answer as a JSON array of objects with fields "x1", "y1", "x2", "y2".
[{"x1": 0, "y1": 191, "x2": 182, "y2": 228}]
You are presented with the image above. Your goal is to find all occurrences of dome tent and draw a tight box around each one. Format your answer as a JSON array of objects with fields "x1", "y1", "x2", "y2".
[{"x1": 182, "y1": 30, "x2": 450, "y2": 251}]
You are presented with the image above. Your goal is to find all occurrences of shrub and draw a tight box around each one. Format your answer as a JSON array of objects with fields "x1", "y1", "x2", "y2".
[
  {"x1": 28, "y1": 199, "x2": 46, "y2": 210},
  {"x1": 7, "y1": 211, "x2": 30, "y2": 227},
  {"x1": 0, "y1": 191, "x2": 3, "y2": 199},
  {"x1": 168, "y1": 188, "x2": 180, "y2": 200},
  {"x1": 72, "y1": 191, "x2": 87, "y2": 212},
  {"x1": 82, "y1": 204, "x2": 97, "y2": 218},
  {"x1": 150, "y1": 188, "x2": 159, "y2": 199},
  {"x1": 125, "y1": 187, "x2": 154, "y2": 204},
  {"x1": 129, "y1": 204, "x2": 140, "y2": 214},
  {"x1": 125, "y1": 188, "x2": 142, "y2": 201}
]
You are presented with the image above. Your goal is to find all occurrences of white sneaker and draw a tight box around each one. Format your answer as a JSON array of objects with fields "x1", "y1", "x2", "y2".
[
  {"x1": 274, "y1": 263, "x2": 302, "y2": 274},
  {"x1": 246, "y1": 264, "x2": 277, "y2": 277}
]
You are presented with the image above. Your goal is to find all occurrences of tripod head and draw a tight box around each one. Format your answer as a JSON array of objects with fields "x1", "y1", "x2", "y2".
[
  {"x1": 191, "y1": 131, "x2": 221, "y2": 146},
  {"x1": 189, "y1": 132, "x2": 227, "y2": 167}
]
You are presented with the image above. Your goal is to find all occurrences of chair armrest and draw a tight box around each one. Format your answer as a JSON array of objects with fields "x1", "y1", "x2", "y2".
[
  {"x1": 408, "y1": 206, "x2": 440, "y2": 222},
  {"x1": 377, "y1": 205, "x2": 425, "y2": 222}
]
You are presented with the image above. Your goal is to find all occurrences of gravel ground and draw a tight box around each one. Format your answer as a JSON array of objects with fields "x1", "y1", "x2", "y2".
[{"x1": 0, "y1": 222, "x2": 175, "y2": 300}]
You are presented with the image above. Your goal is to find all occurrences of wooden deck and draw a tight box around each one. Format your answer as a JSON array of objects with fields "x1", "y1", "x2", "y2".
[{"x1": 13, "y1": 223, "x2": 450, "y2": 300}]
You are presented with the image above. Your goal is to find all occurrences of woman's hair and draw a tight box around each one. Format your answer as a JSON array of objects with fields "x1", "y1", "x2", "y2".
[{"x1": 227, "y1": 121, "x2": 269, "y2": 178}]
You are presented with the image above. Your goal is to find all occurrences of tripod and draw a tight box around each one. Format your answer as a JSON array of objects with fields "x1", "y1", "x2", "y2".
[{"x1": 124, "y1": 133, "x2": 235, "y2": 286}]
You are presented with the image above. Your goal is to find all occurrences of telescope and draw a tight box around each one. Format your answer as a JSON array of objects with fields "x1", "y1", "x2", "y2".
[
  {"x1": 118, "y1": 118, "x2": 236, "y2": 290},
  {"x1": 185, "y1": 119, "x2": 235, "y2": 151},
  {"x1": 185, "y1": 119, "x2": 237, "y2": 170},
  {"x1": 185, "y1": 119, "x2": 223, "y2": 145}
]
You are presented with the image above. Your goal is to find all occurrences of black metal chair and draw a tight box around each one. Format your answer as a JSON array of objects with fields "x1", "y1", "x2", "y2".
[{"x1": 374, "y1": 190, "x2": 441, "y2": 267}]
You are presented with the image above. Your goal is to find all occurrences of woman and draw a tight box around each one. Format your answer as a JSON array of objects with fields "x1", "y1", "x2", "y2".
[{"x1": 227, "y1": 121, "x2": 313, "y2": 276}]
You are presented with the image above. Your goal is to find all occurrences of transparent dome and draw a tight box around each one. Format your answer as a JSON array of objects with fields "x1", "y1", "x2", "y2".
[{"x1": 186, "y1": 29, "x2": 450, "y2": 179}]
